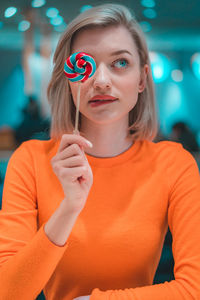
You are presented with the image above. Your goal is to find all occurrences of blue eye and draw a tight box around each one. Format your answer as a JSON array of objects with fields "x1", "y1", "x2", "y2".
[{"x1": 113, "y1": 59, "x2": 128, "y2": 69}]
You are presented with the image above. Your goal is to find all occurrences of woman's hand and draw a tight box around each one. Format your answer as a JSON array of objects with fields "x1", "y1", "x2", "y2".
[
  {"x1": 51, "y1": 134, "x2": 93, "y2": 215},
  {"x1": 73, "y1": 296, "x2": 90, "y2": 300}
]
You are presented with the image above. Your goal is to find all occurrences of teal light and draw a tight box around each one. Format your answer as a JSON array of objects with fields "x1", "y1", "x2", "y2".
[
  {"x1": 54, "y1": 23, "x2": 67, "y2": 32},
  {"x1": 171, "y1": 69, "x2": 183, "y2": 82},
  {"x1": 50, "y1": 16, "x2": 63, "y2": 26},
  {"x1": 141, "y1": 0, "x2": 155, "y2": 8},
  {"x1": 139, "y1": 21, "x2": 152, "y2": 32},
  {"x1": 0, "y1": 22, "x2": 3, "y2": 29},
  {"x1": 80, "y1": 5, "x2": 93, "y2": 13},
  {"x1": 4, "y1": 7, "x2": 17, "y2": 18},
  {"x1": 143, "y1": 8, "x2": 157, "y2": 19},
  {"x1": 191, "y1": 53, "x2": 200, "y2": 80},
  {"x1": 166, "y1": 84, "x2": 182, "y2": 111},
  {"x1": 18, "y1": 20, "x2": 30, "y2": 32},
  {"x1": 31, "y1": 0, "x2": 46, "y2": 8},
  {"x1": 149, "y1": 52, "x2": 171, "y2": 83},
  {"x1": 46, "y1": 8, "x2": 59, "y2": 18},
  {"x1": 164, "y1": 83, "x2": 186, "y2": 125}
]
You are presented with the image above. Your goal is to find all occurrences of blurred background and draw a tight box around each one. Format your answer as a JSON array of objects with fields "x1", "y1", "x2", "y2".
[{"x1": 0, "y1": 0, "x2": 200, "y2": 298}]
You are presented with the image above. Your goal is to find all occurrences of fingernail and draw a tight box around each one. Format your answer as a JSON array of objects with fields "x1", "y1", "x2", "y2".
[{"x1": 86, "y1": 141, "x2": 93, "y2": 148}]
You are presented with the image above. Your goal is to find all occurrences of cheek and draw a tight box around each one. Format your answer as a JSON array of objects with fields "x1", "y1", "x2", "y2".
[
  {"x1": 121, "y1": 76, "x2": 140, "y2": 109},
  {"x1": 69, "y1": 81, "x2": 90, "y2": 106},
  {"x1": 122, "y1": 76, "x2": 140, "y2": 96}
]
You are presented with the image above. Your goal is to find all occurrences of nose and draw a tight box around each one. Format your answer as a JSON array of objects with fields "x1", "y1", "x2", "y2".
[{"x1": 93, "y1": 63, "x2": 111, "y2": 91}]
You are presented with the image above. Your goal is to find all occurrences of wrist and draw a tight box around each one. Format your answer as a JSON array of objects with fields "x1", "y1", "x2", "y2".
[{"x1": 59, "y1": 198, "x2": 80, "y2": 219}]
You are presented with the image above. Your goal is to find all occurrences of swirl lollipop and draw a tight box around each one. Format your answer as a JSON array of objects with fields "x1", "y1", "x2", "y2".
[{"x1": 64, "y1": 52, "x2": 96, "y2": 134}]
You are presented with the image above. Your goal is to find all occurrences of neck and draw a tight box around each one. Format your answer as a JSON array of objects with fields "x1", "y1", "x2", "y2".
[{"x1": 80, "y1": 118, "x2": 134, "y2": 158}]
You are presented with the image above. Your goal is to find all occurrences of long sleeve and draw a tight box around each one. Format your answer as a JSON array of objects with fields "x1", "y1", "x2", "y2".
[
  {"x1": 89, "y1": 146, "x2": 200, "y2": 300},
  {"x1": 0, "y1": 143, "x2": 68, "y2": 299}
]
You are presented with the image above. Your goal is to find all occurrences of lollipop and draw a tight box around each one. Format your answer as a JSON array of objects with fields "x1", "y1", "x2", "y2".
[{"x1": 64, "y1": 52, "x2": 96, "y2": 134}]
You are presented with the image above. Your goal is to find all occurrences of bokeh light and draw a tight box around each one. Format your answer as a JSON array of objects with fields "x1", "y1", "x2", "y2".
[
  {"x1": 46, "y1": 8, "x2": 59, "y2": 18},
  {"x1": 141, "y1": 0, "x2": 155, "y2": 8},
  {"x1": 31, "y1": 0, "x2": 46, "y2": 8},
  {"x1": 171, "y1": 69, "x2": 183, "y2": 82},
  {"x1": 80, "y1": 5, "x2": 93, "y2": 13},
  {"x1": 191, "y1": 53, "x2": 200, "y2": 80},
  {"x1": 18, "y1": 20, "x2": 31, "y2": 32},
  {"x1": 4, "y1": 7, "x2": 17, "y2": 18},
  {"x1": 54, "y1": 23, "x2": 67, "y2": 32},
  {"x1": 139, "y1": 21, "x2": 152, "y2": 32},
  {"x1": 143, "y1": 8, "x2": 157, "y2": 19},
  {"x1": 149, "y1": 52, "x2": 171, "y2": 83},
  {"x1": 50, "y1": 16, "x2": 63, "y2": 26}
]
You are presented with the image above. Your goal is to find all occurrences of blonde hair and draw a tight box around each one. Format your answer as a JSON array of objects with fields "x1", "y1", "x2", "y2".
[{"x1": 47, "y1": 3, "x2": 158, "y2": 141}]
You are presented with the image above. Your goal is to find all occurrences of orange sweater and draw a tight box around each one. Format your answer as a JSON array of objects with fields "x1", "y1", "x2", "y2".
[{"x1": 0, "y1": 139, "x2": 200, "y2": 300}]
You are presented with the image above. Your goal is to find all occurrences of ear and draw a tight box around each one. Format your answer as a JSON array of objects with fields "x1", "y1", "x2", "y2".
[{"x1": 138, "y1": 64, "x2": 149, "y2": 93}]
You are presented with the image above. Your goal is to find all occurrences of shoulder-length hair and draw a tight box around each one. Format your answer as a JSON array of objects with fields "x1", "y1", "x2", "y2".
[{"x1": 47, "y1": 3, "x2": 158, "y2": 141}]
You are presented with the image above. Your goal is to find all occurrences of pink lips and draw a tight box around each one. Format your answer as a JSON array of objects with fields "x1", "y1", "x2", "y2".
[
  {"x1": 89, "y1": 94, "x2": 117, "y2": 101},
  {"x1": 88, "y1": 95, "x2": 118, "y2": 107}
]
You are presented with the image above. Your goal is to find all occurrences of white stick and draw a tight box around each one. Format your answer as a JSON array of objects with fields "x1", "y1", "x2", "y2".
[{"x1": 73, "y1": 81, "x2": 81, "y2": 135}]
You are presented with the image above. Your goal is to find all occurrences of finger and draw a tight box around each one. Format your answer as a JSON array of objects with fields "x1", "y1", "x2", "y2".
[
  {"x1": 59, "y1": 165, "x2": 87, "y2": 181},
  {"x1": 56, "y1": 144, "x2": 83, "y2": 161},
  {"x1": 58, "y1": 134, "x2": 92, "y2": 153},
  {"x1": 58, "y1": 155, "x2": 85, "y2": 168}
]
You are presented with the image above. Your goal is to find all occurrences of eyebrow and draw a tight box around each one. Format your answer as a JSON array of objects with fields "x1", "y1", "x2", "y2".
[{"x1": 110, "y1": 50, "x2": 133, "y2": 56}]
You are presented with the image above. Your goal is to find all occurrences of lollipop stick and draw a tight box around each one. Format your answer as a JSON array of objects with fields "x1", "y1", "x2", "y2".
[{"x1": 73, "y1": 81, "x2": 81, "y2": 135}]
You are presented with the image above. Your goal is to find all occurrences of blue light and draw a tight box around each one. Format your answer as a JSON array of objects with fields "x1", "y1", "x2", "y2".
[
  {"x1": 164, "y1": 83, "x2": 185, "y2": 121},
  {"x1": 31, "y1": 0, "x2": 46, "y2": 8},
  {"x1": 46, "y1": 7, "x2": 59, "y2": 18},
  {"x1": 4, "y1": 7, "x2": 17, "y2": 18},
  {"x1": 171, "y1": 69, "x2": 183, "y2": 82},
  {"x1": 149, "y1": 52, "x2": 171, "y2": 83},
  {"x1": 54, "y1": 23, "x2": 67, "y2": 32},
  {"x1": 50, "y1": 16, "x2": 63, "y2": 26},
  {"x1": 141, "y1": 0, "x2": 155, "y2": 8},
  {"x1": 80, "y1": 5, "x2": 93, "y2": 13},
  {"x1": 139, "y1": 21, "x2": 152, "y2": 32},
  {"x1": 18, "y1": 20, "x2": 31, "y2": 32},
  {"x1": 191, "y1": 53, "x2": 200, "y2": 80},
  {"x1": 143, "y1": 8, "x2": 157, "y2": 19},
  {"x1": 153, "y1": 65, "x2": 163, "y2": 78}
]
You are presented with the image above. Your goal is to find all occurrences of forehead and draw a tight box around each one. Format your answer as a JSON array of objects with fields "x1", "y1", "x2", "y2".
[{"x1": 71, "y1": 25, "x2": 139, "y2": 57}]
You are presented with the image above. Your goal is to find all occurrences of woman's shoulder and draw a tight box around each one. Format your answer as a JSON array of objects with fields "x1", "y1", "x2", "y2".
[
  {"x1": 145, "y1": 139, "x2": 198, "y2": 169},
  {"x1": 146, "y1": 139, "x2": 186, "y2": 154},
  {"x1": 10, "y1": 139, "x2": 59, "y2": 164},
  {"x1": 17, "y1": 138, "x2": 58, "y2": 153}
]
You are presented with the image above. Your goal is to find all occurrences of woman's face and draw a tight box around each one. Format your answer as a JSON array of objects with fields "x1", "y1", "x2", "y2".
[{"x1": 69, "y1": 25, "x2": 148, "y2": 126}]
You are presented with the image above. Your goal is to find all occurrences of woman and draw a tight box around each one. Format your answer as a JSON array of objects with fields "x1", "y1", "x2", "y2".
[{"x1": 0, "y1": 4, "x2": 200, "y2": 300}]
